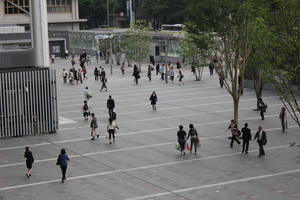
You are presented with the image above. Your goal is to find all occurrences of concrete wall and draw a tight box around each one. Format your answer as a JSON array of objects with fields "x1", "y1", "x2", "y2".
[{"x1": 0, "y1": 0, "x2": 81, "y2": 31}]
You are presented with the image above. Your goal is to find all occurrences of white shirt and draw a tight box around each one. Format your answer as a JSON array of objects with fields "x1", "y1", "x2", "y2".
[{"x1": 107, "y1": 120, "x2": 117, "y2": 130}]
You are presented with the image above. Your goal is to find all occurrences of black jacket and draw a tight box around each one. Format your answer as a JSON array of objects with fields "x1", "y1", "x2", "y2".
[
  {"x1": 107, "y1": 99, "x2": 115, "y2": 109},
  {"x1": 241, "y1": 127, "x2": 251, "y2": 141},
  {"x1": 254, "y1": 131, "x2": 267, "y2": 145}
]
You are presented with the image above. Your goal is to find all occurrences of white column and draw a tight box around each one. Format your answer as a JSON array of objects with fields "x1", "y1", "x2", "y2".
[
  {"x1": 129, "y1": 0, "x2": 135, "y2": 28},
  {"x1": 31, "y1": 0, "x2": 50, "y2": 67}
]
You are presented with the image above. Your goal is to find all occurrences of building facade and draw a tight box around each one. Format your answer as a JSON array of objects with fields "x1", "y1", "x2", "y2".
[{"x1": 0, "y1": 0, "x2": 86, "y2": 31}]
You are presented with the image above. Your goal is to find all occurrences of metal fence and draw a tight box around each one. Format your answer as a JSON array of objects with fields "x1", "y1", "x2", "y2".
[{"x1": 0, "y1": 68, "x2": 58, "y2": 138}]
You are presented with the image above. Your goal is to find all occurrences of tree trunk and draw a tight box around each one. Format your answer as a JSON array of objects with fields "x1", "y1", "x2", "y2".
[
  {"x1": 115, "y1": 53, "x2": 121, "y2": 65},
  {"x1": 233, "y1": 97, "x2": 239, "y2": 127}
]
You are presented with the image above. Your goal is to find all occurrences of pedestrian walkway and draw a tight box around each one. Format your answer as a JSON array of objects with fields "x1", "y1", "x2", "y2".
[{"x1": 0, "y1": 57, "x2": 299, "y2": 200}]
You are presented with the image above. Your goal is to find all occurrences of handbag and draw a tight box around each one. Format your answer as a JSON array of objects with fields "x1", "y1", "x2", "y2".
[{"x1": 185, "y1": 143, "x2": 190, "y2": 151}]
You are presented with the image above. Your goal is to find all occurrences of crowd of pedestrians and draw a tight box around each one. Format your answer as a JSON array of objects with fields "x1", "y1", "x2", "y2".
[{"x1": 21, "y1": 52, "x2": 289, "y2": 184}]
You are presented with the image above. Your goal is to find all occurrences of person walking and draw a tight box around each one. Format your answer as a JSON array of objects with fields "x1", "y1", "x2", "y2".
[
  {"x1": 65, "y1": 49, "x2": 69, "y2": 59},
  {"x1": 241, "y1": 123, "x2": 251, "y2": 154},
  {"x1": 107, "y1": 118, "x2": 119, "y2": 144},
  {"x1": 160, "y1": 64, "x2": 165, "y2": 80},
  {"x1": 68, "y1": 69, "x2": 74, "y2": 85},
  {"x1": 62, "y1": 69, "x2": 68, "y2": 84},
  {"x1": 51, "y1": 54, "x2": 55, "y2": 64},
  {"x1": 209, "y1": 62, "x2": 214, "y2": 76},
  {"x1": 149, "y1": 91, "x2": 158, "y2": 111},
  {"x1": 170, "y1": 66, "x2": 175, "y2": 82},
  {"x1": 107, "y1": 95, "x2": 115, "y2": 118},
  {"x1": 82, "y1": 100, "x2": 90, "y2": 120},
  {"x1": 24, "y1": 146, "x2": 34, "y2": 177},
  {"x1": 96, "y1": 50, "x2": 99, "y2": 62},
  {"x1": 56, "y1": 148, "x2": 69, "y2": 183},
  {"x1": 121, "y1": 62, "x2": 125, "y2": 75},
  {"x1": 133, "y1": 65, "x2": 140, "y2": 85},
  {"x1": 187, "y1": 124, "x2": 199, "y2": 154},
  {"x1": 100, "y1": 68, "x2": 108, "y2": 91},
  {"x1": 94, "y1": 67, "x2": 99, "y2": 81},
  {"x1": 77, "y1": 69, "x2": 83, "y2": 84},
  {"x1": 254, "y1": 126, "x2": 267, "y2": 157},
  {"x1": 177, "y1": 125, "x2": 187, "y2": 156},
  {"x1": 82, "y1": 66, "x2": 87, "y2": 80},
  {"x1": 178, "y1": 69, "x2": 184, "y2": 85},
  {"x1": 83, "y1": 87, "x2": 92, "y2": 100},
  {"x1": 227, "y1": 120, "x2": 241, "y2": 148},
  {"x1": 219, "y1": 69, "x2": 224, "y2": 88},
  {"x1": 258, "y1": 98, "x2": 267, "y2": 120},
  {"x1": 90, "y1": 113, "x2": 99, "y2": 140},
  {"x1": 147, "y1": 65, "x2": 152, "y2": 81},
  {"x1": 279, "y1": 107, "x2": 288, "y2": 132},
  {"x1": 156, "y1": 64, "x2": 160, "y2": 75}
]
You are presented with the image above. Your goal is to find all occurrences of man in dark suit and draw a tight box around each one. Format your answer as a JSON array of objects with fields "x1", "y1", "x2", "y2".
[
  {"x1": 241, "y1": 123, "x2": 251, "y2": 154},
  {"x1": 107, "y1": 95, "x2": 115, "y2": 118},
  {"x1": 254, "y1": 126, "x2": 267, "y2": 157}
]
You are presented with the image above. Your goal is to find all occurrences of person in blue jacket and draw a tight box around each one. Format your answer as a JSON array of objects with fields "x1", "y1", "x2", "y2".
[{"x1": 56, "y1": 148, "x2": 69, "y2": 183}]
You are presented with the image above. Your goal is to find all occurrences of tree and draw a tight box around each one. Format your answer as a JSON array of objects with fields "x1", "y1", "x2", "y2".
[
  {"x1": 79, "y1": 0, "x2": 120, "y2": 28},
  {"x1": 265, "y1": 0, "x2": 300, "y2": 127},
  {"x1": 179, "y1": 33, "x2": 212, "y2": 81},
  {"x1": 245, "y1": 17, "x2": 274, "y2": 110},
  {"x1": 185, "y1": 0, "x2": 258, "y2": 125},
  {"x1": 122, "y1": 20, "x2": 152, "y2": 70},
  {"x1": 141, "y1": 0, "x2": 187, "y2": 29}
]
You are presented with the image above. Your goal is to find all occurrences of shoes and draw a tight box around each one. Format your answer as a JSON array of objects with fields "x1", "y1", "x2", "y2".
[
  {"x1": 91, "y1": 137, "x2": 95, "y2": 140},
  {"x1": 194, "y1": 152, "x2": 197, "y2": 155},
  {"x1": 26, "y1": 173, "x2": 30, "y2": 178}
]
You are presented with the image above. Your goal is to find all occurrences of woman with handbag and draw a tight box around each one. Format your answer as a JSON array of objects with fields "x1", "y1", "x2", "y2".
[
  {"x1": 258, "y1": 98, "x2": 267, "y2": 120},
  {"x1": 187, "y1": 124, "x2": 198, "y2": 154},
  {"x1": 107, "y1": 117, "x2": 119, "y2": 144},
  {"x1": 227, "y1": 120, "x2": 241, "y2": 148},
  {"x1": 56, "y1": 148, "x2": 69, "y2": 183}
]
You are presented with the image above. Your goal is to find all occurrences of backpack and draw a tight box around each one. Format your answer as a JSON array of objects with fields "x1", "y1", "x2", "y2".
[
  {"x1": 111, "y1": 112, "x2": 117, "y2": 120},
  {"x1": 83, "y1": 104, "x2": 88, "y2": 111}
]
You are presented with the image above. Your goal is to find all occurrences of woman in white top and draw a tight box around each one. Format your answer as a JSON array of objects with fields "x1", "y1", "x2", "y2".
[{"x1": 107, "y1": 118, "x2": 119, "y2": 144}]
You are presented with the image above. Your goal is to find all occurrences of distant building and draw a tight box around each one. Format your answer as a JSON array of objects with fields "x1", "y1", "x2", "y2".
[{"x1": 0, "y1": 0, "x2": 86, "y2": 31}]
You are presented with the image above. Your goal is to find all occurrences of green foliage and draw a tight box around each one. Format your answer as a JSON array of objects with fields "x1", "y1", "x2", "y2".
[
  {"x1": 264, "y1": 0, "x2": 300, "y2": 126},
  {"x1": 122, "y1": 21, "x2": 152, "y2": 68},
  {"x1": 179, "y1": 33, "x2": 212, "y2": 80},
  {"x1": 79, "y1": 0, "x2": 120, "y2": 28},
  {"x1": 185, "y1": 0, "x2": 259, "y2": 124},
  {"x1": 141, "y1": 0, "x2": 187, "y2": 25}
]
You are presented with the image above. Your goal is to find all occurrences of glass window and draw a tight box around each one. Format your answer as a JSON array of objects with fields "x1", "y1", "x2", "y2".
[
  {"x1": 47, "y1": 0, "x2": 72, "y2": 13},
  {"x1": 4, "y1": 0, "x2": 30, "y2": 14}
]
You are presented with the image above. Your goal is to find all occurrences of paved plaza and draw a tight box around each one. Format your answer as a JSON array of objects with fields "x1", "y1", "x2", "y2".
[{"x1": 0, "y1": 57, "x2": 300, "y2": 200}]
